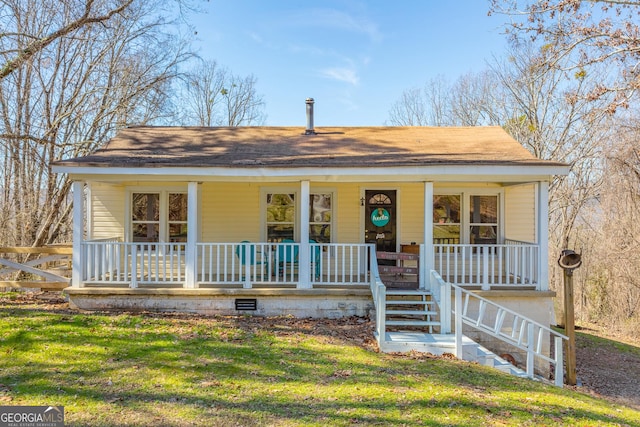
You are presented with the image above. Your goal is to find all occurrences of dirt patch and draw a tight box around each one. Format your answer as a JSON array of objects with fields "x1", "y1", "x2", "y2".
[
  {"x1": 574, "y1": 325, "x2": 640, "y2": 410},
  {"x1": 3, "y1": 291, "x2": 639, "y2": 410}
]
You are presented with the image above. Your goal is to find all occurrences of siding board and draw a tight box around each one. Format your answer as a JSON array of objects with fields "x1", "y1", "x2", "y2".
[{"x1": 505, "y1": 184, "x2": 535, "y2": 242}]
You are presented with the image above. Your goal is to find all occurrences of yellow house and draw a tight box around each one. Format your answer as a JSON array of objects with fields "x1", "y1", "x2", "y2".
[{"x1": 52, "y1": 104, "x2": 571, "y2": 384}]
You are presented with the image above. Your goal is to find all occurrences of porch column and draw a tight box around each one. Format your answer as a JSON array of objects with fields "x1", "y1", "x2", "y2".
[
  {"x1": 537, "y1": 181, "x2": 549, "y2": 291},
  {"x1": 185, "y1": 181, "x2": 200, "y2": 289},
  {"x1": 298, "y1": 180, "x2": 311, "y2": 288},
  {"x1": 422, "y1": 181, "x2": 434, "y2": 290},
  {"x1": 71, "y1": 181, "x2": 85, "y2": 288}
]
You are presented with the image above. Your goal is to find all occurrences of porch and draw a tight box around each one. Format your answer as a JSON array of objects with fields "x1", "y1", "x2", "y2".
[
  {"x1": 66, "y1": 239, "x2": 565, "y2": 384},
  {"x1": 75, "y1": 240, "x2": 543, "y2": 291}
]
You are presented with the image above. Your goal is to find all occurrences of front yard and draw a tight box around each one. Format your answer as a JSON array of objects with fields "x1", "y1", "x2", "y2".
[{"x1": 0, "y1": 292, "x2": 638, "y2": 426}]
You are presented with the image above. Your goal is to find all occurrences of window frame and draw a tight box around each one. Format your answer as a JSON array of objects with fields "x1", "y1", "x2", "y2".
[
  {"x1": 264, "y1": 191, "x2": 297, "y2": 243},
  {"x1": 127, "y1": 187, "x2": 188, "y2": 244},
  {"x1": 433, "y1": 189, "x2": 503, "y2": 245},
  {"x1": 260, "y1": 187, "x2": 335, "y2": 243},
  {"x1": 309, "y1": 192, "x2": 334, "y2": 244}
]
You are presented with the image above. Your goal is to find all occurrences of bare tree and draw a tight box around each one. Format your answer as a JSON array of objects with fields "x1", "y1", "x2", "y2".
[
  {"x1": 387, "y1": 72, "x2": 501, "y2": 127},
  {"x1": 491, "y1": 41, "x2": 614, "y2": 247},
  {"x1": 221, "y1": 74, "x2": 266, "y2": 126},
  {"x1": 181, "y1": 60, "x2": 227, "y2": 126},
  {"x1": 490, "y1": 0, "x2": 640, "y2": 111},
  {"x1": 0, "y1": 0, "x2": 134, "y2": 80},
  {"x1": 387, "y1": 83, "x2": 436, "y2": 126},
  {"x1": 387, "y1": 41, "x2": 614, "y2": 295},
  {"x1": 578, "y1": 121, "x2": 640, "y2": 336},
  {"x1": 0, "y1": 0, "x2": 193, "y2": 249},
  {"x1": 180, "y1": 60, "x2": 266, "y2": 126}
]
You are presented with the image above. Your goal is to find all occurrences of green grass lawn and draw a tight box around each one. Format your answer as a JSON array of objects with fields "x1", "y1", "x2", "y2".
[{"x1": 1, "y1": 295, "x2": 638, "y2": 426}]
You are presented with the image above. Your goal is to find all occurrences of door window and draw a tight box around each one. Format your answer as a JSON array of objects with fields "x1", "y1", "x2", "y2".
[
  {"x1": 310, "y1": 193, "x2": 332, "y2": 243},
  {"x1": 132, "y1": 193, "x2": 159, "y2": 242},
  {"x1": 469, "y1": 195, "x2": 497, "y2": 244},
  {"x1": 433, "y1": 195, "x2": 461, "y2": 244},
  {"x1": 131, "y1": 192, "x2": 187, "y2": 243},
  {"x1": 266, "y1": 193, "x2": 295, "y2": 242},
  {"x1": 364, "y1": 190, "x2": 396, "y2": 253},
  {"x1": 168, "y1": 193, "x2": 188, "y2": 242}
]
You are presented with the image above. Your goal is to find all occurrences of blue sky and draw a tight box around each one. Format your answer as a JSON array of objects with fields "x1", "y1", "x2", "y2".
[{"x1": 189, "y1": 1, "x2": 509, "y2": 126}]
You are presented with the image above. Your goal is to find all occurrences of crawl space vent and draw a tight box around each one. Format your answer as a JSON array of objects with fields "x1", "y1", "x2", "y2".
[{"x1": 235, "y1": 298, "x2": 257, "y2": 311}]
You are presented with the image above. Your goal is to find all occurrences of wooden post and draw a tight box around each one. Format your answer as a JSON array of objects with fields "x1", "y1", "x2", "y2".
[
  {"x1": 72, "y1": 181, "x2": 84, "y2": 288},
  {"x1": 185, "y1": 182, "x2": 199, "y2": 289},
  {"x1": 564, "y1": 269, "x2": 577, "y2": 386},
  {"x1": 298, "y1": 180, "x2": 311, "y2": 288},
  {"x1": 423, "y1": 182, "x2": 433, "y2": 290},
  {"x1": 537, "y1": 181, "x2": 550, "y2": 291},
  {"x1": 558, "y1": 248, "x2": 581, "y2": 386}
]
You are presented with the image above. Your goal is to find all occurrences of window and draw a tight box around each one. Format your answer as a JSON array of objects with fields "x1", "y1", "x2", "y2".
[
  {"x1": 264, "y1": 191, "x2": 333, "y2": 242},
  {"x1": 433, "y1": 195, "x2": 461, "y2": 244},
  {"x1": 132, "y1": 193, "x2": 159, "y2": 242},
  {"x1": 469, "y1": 195, "x2": 497, "y2": 244},
  {"x1": 433, "y1": 193, "x2": 499, "y2": 245},
  {"x1": 168, "y1": 193, "x2": 188, "y2": 242},
  {"x1": 131, "y1": 192, "x2": 187, "y2": 243},
  {"x1": 368, "y1": 193, "x2": 392, "y2": 205},
  {"x1": 310, "y1": 193, "x2": 332, "y2": 243},
  {"x1": 266, "y1": 193, "x2": 295, "y2": 242}
]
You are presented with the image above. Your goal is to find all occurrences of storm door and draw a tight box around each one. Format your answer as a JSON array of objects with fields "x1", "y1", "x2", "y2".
[{"x1": 364, "y1": 190, "x2": 397, "y2": 264}]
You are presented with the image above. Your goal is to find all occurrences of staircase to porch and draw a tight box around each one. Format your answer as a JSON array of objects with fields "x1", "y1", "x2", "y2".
[
  {"x1": 384, "y1": 289, "x2": 438, "y2": 332},
  {"x1": 378, "y1": 288, "x2": 529, "y2": 379}
]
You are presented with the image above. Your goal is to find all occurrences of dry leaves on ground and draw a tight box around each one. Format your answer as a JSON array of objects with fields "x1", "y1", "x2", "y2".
[{"x1": 2, "y1": 291, "x2": 639, "y2": 410}]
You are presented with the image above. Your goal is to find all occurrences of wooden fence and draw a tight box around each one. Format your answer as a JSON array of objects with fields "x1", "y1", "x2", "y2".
[{"x1": 0, "y1": 246, "x2": 72, "y2": 290}]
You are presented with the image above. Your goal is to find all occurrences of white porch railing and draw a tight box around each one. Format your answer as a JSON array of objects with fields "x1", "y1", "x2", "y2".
[
  {"x1": 197, "y1": 242, "x2": 371, "y2": 287},
  {"x1": 81, "y1": 240, "x2": 371, "y2": 288},
  {"x1": 431, "y1": 270, "x2": 567, "y2": 386},
  {"x1": 434, "y1": 241, "x2": 539, "y2": 289},
  {"x1": 80, "y1": 240, "x2": 539, "y2": 290},
  {"x1": 83, "y1": 239, "x2": 186, "y2": 287}
]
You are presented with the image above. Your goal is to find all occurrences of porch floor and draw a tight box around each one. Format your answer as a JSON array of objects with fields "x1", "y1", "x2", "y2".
[{"x1": 79, "y1": 277, "x2": 535, "y2": 291}]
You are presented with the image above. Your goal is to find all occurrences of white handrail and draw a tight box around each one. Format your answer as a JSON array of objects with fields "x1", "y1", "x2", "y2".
[
  {"x1": 431, "y1": 270, "x2": 567, "y2": 386},
  {"x1": 434, "y1": 243, "x2": 539, "y2": 289},
  {"x1": 367, "y1": 244, "x2": 387, "y2": 347}
]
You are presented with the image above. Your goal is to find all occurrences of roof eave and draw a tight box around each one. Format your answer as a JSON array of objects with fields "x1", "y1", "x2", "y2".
[{"x1": 53, "y1": 163, "x2": 570, "y2": 182}]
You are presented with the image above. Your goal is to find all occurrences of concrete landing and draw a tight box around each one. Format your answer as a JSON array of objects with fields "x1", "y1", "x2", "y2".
[{"x1": 379, "y1": 332, "x2": 476, "y2": 357}]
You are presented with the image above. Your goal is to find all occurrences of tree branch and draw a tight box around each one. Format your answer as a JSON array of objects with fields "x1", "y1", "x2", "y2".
[{"x1": 0, "y1": 0, "x2": 134, "y2": 80}]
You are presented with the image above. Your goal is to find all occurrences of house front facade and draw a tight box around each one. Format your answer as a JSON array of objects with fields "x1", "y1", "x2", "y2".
[{"x1": 52, "y1": 114, "x2": 570, "y2": 382}]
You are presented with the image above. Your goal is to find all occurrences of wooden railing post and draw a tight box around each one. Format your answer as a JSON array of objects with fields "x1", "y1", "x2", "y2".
[
  {"x1": 378, "y1": 283, "x2": 386, "y2": 344},
  {"x1": 130, "y1": 244, "x2": 138, "y2": 289},
  {"x1": 527, "y1": 323, "x2": 535, "y2": 378},
  {"x1": 243, "y1": 244, "x2": 251, "y2": 289},
  {"x1": 441, "y1": 280, "x2": 452, "y2": 334},
  {"x1": 482, "y1": 247, "x2": 490, "y2": 290},
  {"x1": 455, "y1": 286, "x2": 463, "y2": 357},
  {"x1": 554, "y1": 336, "x2": 564, "y2": 386}
]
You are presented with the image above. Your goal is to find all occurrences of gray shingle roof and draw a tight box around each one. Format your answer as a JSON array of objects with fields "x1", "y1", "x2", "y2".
[{"x1": 53, "y1": 126, "x2": 566, "y2": 168}]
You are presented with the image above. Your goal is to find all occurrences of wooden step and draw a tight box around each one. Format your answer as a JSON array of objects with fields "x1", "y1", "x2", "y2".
[
  {"x1": 386, "y1": 310, "x2": 438, "y2": 316},
  {"x1": 386, "y1": 300, "x2": 434, "y2": 305},
  {"x1": 386, "y1": 290, "x2": 431, "y2": 296},
  {"x1": 386, "y1": 320, "x2": 440, "y2": 327}
]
